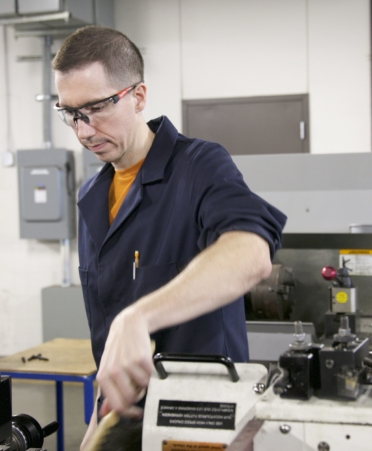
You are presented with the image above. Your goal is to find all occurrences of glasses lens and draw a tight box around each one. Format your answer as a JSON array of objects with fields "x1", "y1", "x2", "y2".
[
  {"x1": 80, "y1": 98, "x2": 116, "y2": 126},
  {"x1": 58, "y1": 98, "x2": 116, "y2": 127},
  {"x1": 57, "y1": 109, "x2": 72, "y2": 126}
]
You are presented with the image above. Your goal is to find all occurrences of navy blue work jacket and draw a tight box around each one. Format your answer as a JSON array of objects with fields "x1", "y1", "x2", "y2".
[{"x1": 78, "y1": 116, "x2": 286, "y2": 369}]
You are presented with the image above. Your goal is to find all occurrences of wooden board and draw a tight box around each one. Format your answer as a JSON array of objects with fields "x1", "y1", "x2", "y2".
[
  {"x1": 0, "y1": 338, "x2": 96, "y2": 376},
  {"x1": 226, "y1": 419, "x2": 263, "y2": 451}
]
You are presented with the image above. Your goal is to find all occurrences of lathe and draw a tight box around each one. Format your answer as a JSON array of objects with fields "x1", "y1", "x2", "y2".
[
  {"x1": 84, "y1": 316, "x2": 372, "y2": 451},
  {"x1": 142, "y1": 326, "x2": 372, "y2": 451},
  {"x1": 82, "y1": 259, "x2": 372, "y2": 451}
]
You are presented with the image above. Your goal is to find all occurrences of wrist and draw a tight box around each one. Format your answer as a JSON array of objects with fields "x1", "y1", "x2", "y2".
[
  {"x1": 124, "y1": 294, "x2": 160, "y2": 335},
  {"x1": 119, "y1": 300, "x2": 152, "y2": 333}
]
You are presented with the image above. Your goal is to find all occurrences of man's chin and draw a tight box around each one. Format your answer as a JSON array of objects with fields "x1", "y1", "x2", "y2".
[{"x1": 91, "y1": 150, "x2": 113, "y2": 163}]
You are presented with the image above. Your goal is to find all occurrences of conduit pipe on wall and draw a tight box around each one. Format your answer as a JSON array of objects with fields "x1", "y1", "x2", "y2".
[{"x1": 1, "y1": 25, "x2": 15, "y2": 167}]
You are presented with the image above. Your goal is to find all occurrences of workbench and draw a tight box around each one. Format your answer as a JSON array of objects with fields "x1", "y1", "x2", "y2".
[{"x1": 0, "y1": 338, "x2": 97, "y2": 451}]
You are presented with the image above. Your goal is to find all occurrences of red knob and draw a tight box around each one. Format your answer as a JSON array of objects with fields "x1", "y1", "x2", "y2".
[{"x1": 321, "y1": 266, "x2": 337, "y2": 281}]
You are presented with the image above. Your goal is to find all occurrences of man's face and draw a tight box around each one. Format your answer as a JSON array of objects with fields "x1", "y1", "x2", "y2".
[{"x1": 55, "y1": 62, "x2": 146, "y2": 169}]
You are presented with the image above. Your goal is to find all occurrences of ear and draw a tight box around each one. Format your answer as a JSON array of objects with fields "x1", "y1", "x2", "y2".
[{"x1": 134, "y1": 83, "x2": 147, "y2": 113}]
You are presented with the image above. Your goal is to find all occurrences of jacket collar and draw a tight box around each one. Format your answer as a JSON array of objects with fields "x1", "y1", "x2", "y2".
[
  {"x1": 140, "y1": 116, "x2": 178, "y2": 184},
  {"x1": 78, "y1": 116, "x2": 179, "y2": 250}
]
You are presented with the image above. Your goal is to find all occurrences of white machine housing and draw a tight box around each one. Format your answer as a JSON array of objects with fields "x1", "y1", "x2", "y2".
[
  {"x1": 142, "y1": 360, "x2": 372, "y2": 451},
  {"x1": 142, "y1": 360, "x2": 267, "y2": 450},
  {"x1": 253, "y1": 384, "x2": 372, "y2": 451}
]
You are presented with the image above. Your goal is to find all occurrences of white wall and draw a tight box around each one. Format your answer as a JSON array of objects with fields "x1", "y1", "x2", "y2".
[
  {"x1": 115, "y1": 0, "x2": 182, "y2": 125},
  {"x1": 0, "y1": 0, "x2": 370, "y2": 354},
  {"x1": 0, "y1": 30, "x2": 81, "y2": 355},
  {"x1": 116, "y1": 0, "x2": 370, "y2": 153},
  {"x1": 308, "y1": 0, "x2": 371, "y2": 153},
  {"x1": 181, "y1": 0, "x2": 308, "y2": 98}
]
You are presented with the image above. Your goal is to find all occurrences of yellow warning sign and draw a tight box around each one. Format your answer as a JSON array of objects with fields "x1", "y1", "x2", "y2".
[
  {"x1": 339, "y1": 250, "x2": 372, "y2": 276},
  {"x1": 339, "y1": 249, "x2": 372, "y2": 255},
  {"x1": 162, "y1": 440, "x2": 227, "y2": 451}
]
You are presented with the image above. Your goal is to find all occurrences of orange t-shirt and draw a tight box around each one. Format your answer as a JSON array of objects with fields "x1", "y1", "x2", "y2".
[{"x1": 108, "y1": 158, "x2": 144, "y2": 224}]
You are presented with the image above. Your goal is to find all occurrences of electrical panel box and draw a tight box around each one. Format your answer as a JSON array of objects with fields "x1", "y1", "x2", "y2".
[
  {"x1": 17, "y1": 148, "x2": 76, "y2": 240},
  {"x1": 82, "y1": 147, "x2": 104, "y2": 181}
]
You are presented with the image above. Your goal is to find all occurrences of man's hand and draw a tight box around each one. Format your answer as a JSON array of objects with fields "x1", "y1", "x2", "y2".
[{"x1": 96, "y1": 308, "x2": 154, "y2": 418}]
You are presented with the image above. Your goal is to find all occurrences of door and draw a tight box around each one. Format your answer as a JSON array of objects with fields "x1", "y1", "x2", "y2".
[{"x1": 182, "y1": 94, "x2": 309, "y2": 155}]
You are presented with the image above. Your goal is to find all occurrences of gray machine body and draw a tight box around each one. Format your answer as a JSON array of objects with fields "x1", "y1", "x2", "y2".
[
  {"x1": 42, "y1": 285, "x2": 90, "y2": 341},
  {"x1": 17, "y1": 148, "x2": 76, "y2": 240},
  {"x1": 232, "y1": 152, "x2": 372, "y2": 233}
]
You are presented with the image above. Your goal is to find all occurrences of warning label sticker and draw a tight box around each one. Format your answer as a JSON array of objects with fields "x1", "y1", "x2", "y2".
[
  {"x1": 339, "y1": 249, "x2": 372, "y2": 276},
  {"x1": 162, "y1": 440, "x2": 227, "y2": 451},
  {"x1": 157, "y1": 400, "x2": 236, "y2": 430}
]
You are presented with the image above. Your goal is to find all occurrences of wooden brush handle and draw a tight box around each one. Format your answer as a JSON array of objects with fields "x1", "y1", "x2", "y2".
[
  {"x1": 85, "y1": 411, "x2": 121, "y2": 451},
  {"x1": 85, "y1": 340, "x2": 155, "y2": 451}
]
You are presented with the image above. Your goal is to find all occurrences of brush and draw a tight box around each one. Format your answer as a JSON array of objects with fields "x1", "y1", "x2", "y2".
[
  {"x1": 85, "y1": 341, "x2": 155, "y2": 451},
  {"x1": 85, "y1": 411, "x2": 143, "y2": 451}
]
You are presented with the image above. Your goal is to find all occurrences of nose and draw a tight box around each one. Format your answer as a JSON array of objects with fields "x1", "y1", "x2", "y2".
[{"x1": 75, "y1": 118, "x2": 97, "y2": 140}]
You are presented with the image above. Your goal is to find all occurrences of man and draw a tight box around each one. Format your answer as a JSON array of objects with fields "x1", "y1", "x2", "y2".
[{"x1": 52, "y1": 26, "x2": 286, "y2": 448}]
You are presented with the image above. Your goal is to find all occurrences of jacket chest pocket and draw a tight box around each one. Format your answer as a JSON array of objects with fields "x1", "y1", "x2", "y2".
[{"x1": 132, "y1": 262, "x2": 179, "y2": 300}]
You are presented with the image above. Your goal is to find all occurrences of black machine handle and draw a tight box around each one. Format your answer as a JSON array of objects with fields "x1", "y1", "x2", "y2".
[
  {"x1": 153, "y1": 353, "x2": 239, "y2": 382},
  {"x1": 42, "y1": 420, "x2": 59, "y2": 438},
  {"x1": 364, "y1": 354, "x2": 372, "y2": 369}
]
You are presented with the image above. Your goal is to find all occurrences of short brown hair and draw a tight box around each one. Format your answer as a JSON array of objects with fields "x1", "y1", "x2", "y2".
[{"x1": 52, "y1": 26, "x2": 144, "y2": 88}]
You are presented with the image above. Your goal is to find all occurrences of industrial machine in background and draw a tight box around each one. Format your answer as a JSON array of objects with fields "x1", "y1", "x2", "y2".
[
  {"x1": 135, "y1": 322, "x2": 372, "y2": 451},
  {"x1": 245, "y1": 264, "x2": 295, "y2": 321},
  {"x1": 252, "y1": 319, "x2": 372, "y2": 451},
  {"x1": 273, "y1": 259, "x2": 370, "y2": 403},
  {"x1": 0, "y1": 376, "x2": 58, "y2": 451},
  {"x1": 235, "y1": 152, "x2": 372, "y2": 349},
  {"x1": 274, "y1": 319, "x2": 370, "y2": 401},
  {"x1": 245, "y1": 248, "x2": 372, "y2": 362}
]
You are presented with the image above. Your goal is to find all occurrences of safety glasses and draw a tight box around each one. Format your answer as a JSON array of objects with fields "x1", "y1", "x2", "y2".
[{"x1": 54, "y1": 81, "x2": 142, "y2": 128}]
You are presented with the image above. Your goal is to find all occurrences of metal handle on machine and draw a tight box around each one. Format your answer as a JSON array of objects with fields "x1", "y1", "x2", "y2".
[
  {"x1": 42, "y1": 420, "x2": 59, "y2": 438},
  {"x1": 153, "y1": 353, "x2": 239, "y2": 382},
  {"x1": 363, "y1": 354, "x2": 372, "y2": 369}
]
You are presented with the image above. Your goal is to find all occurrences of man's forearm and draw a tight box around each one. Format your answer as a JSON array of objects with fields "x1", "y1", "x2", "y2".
[{"x1": 131, "y1": 230, "x2": 272, "y2": 334}]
